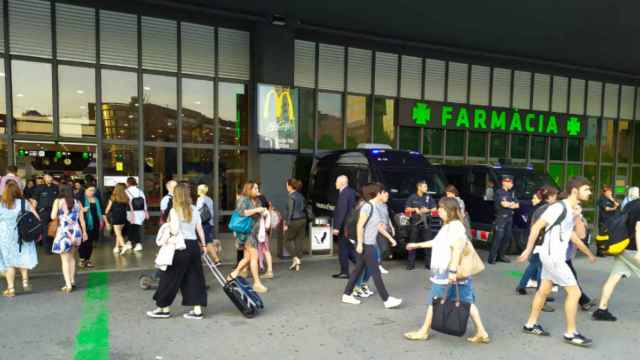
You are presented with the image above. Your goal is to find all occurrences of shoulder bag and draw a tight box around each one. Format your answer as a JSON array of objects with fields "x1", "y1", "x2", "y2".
[{"x1": 431, "y1": 283, "x2": 471, "y2": 337}]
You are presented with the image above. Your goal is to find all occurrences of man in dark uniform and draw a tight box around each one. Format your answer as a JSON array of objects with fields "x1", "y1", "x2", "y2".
[
  {"x1": 405, "y1": 181, "x2": 437, "y2": 270},
  {"x1": 30, "y1": 173, "x2": 59, "y2": 254},
  {"x1": 488, "y1": 174, "x2": 519, "y2": 264},
  {"x1": 332, "y1": 175, "x2": 358, "y2": 279}
]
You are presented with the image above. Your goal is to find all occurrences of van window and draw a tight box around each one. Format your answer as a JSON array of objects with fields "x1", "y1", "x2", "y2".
[
  {"x1": 443, "y1": 168, "x2": 469, "y2": 195},
  {"x1": 471, "y1": 168, "x2": 493, "y2": 200},
  {"x1": 380, "y1": 169, "x2": 445, "y2": 198},
  {"x1": 496, "y1": 169, "x2": 557, "y2": 199}
]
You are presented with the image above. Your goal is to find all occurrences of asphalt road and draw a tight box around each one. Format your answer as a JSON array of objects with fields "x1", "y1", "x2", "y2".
[{"x1": 1, "y1": 251, "x2": 639, "y2": 360}]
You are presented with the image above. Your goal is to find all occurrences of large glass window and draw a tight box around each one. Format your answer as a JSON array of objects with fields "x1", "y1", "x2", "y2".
[
  {"x1": 468, "y1": 132, "x2": 486, "y2": 158},
  {"x1": 101, "y1": 69, "x2": 138, "y2": 140},
  {"x1": 584, "y1": 164, "x2": 597, "y2": 207},
  {"x1": 548, "y1": 163, "x2": 565, "y2": 188},
  {"x1": 299, "y1": 88, "x2": 314, "y2": 150},
  {"x1": 424, "y1": 129, "x2": 443, "y2": 156},
  {"x1": 399, "y1": 127, "x2": 420, "y2": 151},
  {"x1": 218, "y1": 82, "x2": 248, "y2": 146},
  {"x1": 490, "y1": 133, "x2": 506, "y2": 158},
  {"x1": 346, "y1": 95, "x2": 370, "y2": 148},
  {"x1": 317, "y1": 92, "x2": 343, "y2": 150},
  {"x1": 568, "y1": 138, "x2": 582, "y2": 162},
  {"x1": 143, "y1": 74, "x2": 177, "y2": 142},
  {"x1": 183, "y1": 148, "x2": 214, "y2": 201},
  {"x1": 373, "y1": 97, "x2": 395, "y2": 147},
  {"x1": 617, "y1": 120, "x2": 631, "y2": 164},
  {"x1": 635, "y1": 122, "x2": 640, "y2": 164},
  {"x1": 0, "y1": 140, "x2": 7, "y2": 174},
  {"x1": 12, "y1": 61, "x2": 52, "y2": 134},
  {"x1": 531, "y1": 136, "x2": 546, "y2": 160},
  {"x1": 550, "y1": 137, "x2": 565, "y2": 161},
  {"x1": 601, "y1": 119, "x2": 615, "y2": 163},
  {"x1": 102, "y1": 144, "x2": 138, "y2": 198},
  {"x1": 219, "y1": 150, "x2": 248, "y2": 210},
  {"x1": 59, "y1": 65, "x2": 96, "y2": 138},
  {"x1": 511, "y1": 135, "x2": 527, "y2": 159},
  {"x1": 182, "y1": 78, "x2": 214, "y2": 144},
  {"x1": 584, "y1": 117, "x2": 599, "y2": 162},
  {"x1": 446, "y1": 131, "x2": 464, "y2": 157},
  {"x1": 567, "y1": 164, "x2": 582, "y2": 179},
  {"x1": 144, "y1": 146, "x2": 178, "y2": 210},
  {"x1": 600, "y1": 165, "x2": 614, "y2": 189}
]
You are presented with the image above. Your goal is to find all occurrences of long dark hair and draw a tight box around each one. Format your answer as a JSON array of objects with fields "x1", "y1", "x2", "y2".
[{"x1": 58, "y1": 185, "x2": 75, "y2": 210}]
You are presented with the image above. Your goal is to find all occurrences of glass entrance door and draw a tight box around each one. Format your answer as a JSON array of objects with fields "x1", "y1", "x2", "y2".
[{"x1": 14, "y1": 141, "x2": 97, "y2": 185}]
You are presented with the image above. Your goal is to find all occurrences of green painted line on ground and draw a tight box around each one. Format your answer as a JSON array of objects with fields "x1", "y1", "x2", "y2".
[
  {"x1": 504, "y1": 270, "x2": 524, "y2": 279},
  {"x1": 74, "y1": 272, "x2": 110, "y2": 360}
]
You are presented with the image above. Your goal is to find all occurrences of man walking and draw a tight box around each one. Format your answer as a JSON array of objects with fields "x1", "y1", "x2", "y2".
[
  {"x1": 488, "y1": 175, "x2": 518, "y2": 264},
  {"x1": 30, "y1": 174, "x2": 59, "y2": 254},
  {"x1": 405, "y1": 181, "x2": 436, "y2": 270},
  {"x1": 518, "y1": 176, "x2": 597, "y2": 347},
  {"x1": 332, "y1": 175, "x2": 357, "y2": 279}
]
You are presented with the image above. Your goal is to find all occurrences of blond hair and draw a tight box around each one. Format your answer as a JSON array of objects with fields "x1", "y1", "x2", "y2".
[
  {"x1": 197, "y1": 184, "x2": 209, "y2": 197},
  {"x1": 173, "y1": 183, "x2": 192, "y2": 222}
]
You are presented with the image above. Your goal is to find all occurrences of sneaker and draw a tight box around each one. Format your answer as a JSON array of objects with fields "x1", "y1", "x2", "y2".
[
  {"x1": 146, "y1": 309, "x2": 171, "y2": 319},
  {"x1": 563, "y1": 333, "x2": 592, "y2": 347},
  {"x1": 134, "y1": 243, "x2": 143, "y2": 252},
  {"x1": 526, "y1": 280, "x2": 538, "y2": 288},
  {"x1": 352, "y1": 287, "x2": 365, "y2": 298},
  {"x1": 516, "y1": 288, "x2": 527, "y2": 295},
  {"x1": 522, "y1": 324, "x2": 550, "y2": 336},
  {"x1": 552, "y1": 286, "x2": 559, "y2": 293},
  {"x1": 361, "y1": 285, "x2": 374, "y2": 298},
  {"x1": 379, "y1": 265, "x2": 389, "y2": 274},
  {"x1": 120, "y1": 243, "x2": 132, "y2": 255},
  {"x1": 113, "y1": 246, "x2": 120, "y2": 254},
  {"x1": 342, "y1": 294, "x2": 361, "y2": 305},
  {"x1": 183, "y1": 311, "x2": 203, "y2": 320},
  {"x1": 592, "y1": 308, "x2": 617, "y2": 321},
  {"x1": 580, "y1": 299, "x2": 597, "y2": 311},
  {"x1": 384, "y1": 296, "x2": 402, "y2": 309}
]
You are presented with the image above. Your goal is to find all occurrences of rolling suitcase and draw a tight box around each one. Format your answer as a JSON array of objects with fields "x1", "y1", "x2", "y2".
[{"x1": 202, "y1": 253, "x2": 264, "y2": 318}]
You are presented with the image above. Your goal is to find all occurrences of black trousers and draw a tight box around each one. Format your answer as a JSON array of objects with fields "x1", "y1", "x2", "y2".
[
  {"x1": 344, "y1": 245, "x2": 389, "y2": 301},
  {"x1": 79, "y1": 226, "x2": 99, "y2": 261},
  {"x1": 489, "y1": 216, "x2": 513, "y2": 261},
  {"x1": 285, "y1": 218, "x2": 307, "y2": 258},
  {"x1": 153, "y1": 241, "x2": 207, "y2": 308},
  {"x1": 38, "y1": 208, "x2": 53, "y2": 254},
  {"x1": 407, "y1": 223, "x2": 431, "y2": 267},
  {"x1": 128, "y1": 223, "x2": 142, "y2": 245},
  {"x1": 566, "y1": 259, "x2": 592, "y2": 306},
  {"x1": 337, "y1": 234, "x2": 357, "y2": 274}
]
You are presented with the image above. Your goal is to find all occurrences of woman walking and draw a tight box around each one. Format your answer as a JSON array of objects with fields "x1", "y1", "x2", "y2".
[
  {"x1": 80, "y1": 185, "x2": 103, "y2": 269},
  {"x1": 0, "y1": 181, "x2": 39, "y2": 297},
  {"x1": 147, "y1": 183, "x2": 207, "y2": 319},
  {"x1": 404, "y1": 197, "x2": 490, "y2": 343},
  {"x1": 51, "y1": 185, "x2": 88, "y2": 293},
  {"x1": 283, "y1": 179, "x2": 306, "y2": 272},
  {"x1": 256, "y1": 184, "x2": 274, "y2": 279},
  {"x1": 104, "y1": 183, "x2": 131, "y2": 255},
  {"x1": 196, "y1": 184, "x2": 220, "y2": 264},
  {"x1": 228, "y1": 182, "x2": 269, "y2": 293}
]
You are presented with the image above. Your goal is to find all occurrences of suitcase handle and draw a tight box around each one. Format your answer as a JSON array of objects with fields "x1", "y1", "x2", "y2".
[{"x1": 202, "y1": 253, "x2": 228, "y2": 287}]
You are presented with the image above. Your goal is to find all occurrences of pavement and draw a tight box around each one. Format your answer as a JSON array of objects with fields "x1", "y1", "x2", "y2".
[{"x1": 1, "y1": 249, "x2": 639, "y2": 360}]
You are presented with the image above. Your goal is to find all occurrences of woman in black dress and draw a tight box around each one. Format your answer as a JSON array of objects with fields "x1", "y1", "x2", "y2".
[{"x1": 104, "y1": 183, "x2": 130, "y2": 255}]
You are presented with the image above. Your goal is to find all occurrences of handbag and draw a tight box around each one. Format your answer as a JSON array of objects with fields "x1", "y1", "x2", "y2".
[
  {"x1": 48, "y1": 218, "x2": 59, "y2": 238},
  {"x1": 456, "y1": 240, "x2": 485, "y2": 279},
  {"x1": 228, "y1": 210, "x2": 253, "y2": 234},
  {"x1": 431, "y1": 284, "x2": 471, "y2": 337}
]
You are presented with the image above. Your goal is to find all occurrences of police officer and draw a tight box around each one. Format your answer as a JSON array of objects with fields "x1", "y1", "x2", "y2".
[
  {"x1": 29, "y1": 173, "x2": 59, "y2": 255},
  {"x1": 405, "y1": 181, "x2": 436, "y2": 270},
  {"x1": 488, "y1": 175, "x2": 519, "y2": 264}
]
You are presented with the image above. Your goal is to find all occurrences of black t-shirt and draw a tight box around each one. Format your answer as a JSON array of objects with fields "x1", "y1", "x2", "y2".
[
  {"x1": 598, "y1": 196, "x2": 618, "y2": 224},
  {"x1": 494, "y1": 188, "x2": 517, "y2": 217},
  {"x1": 624, "y1": 199, "x2": 640, "y2": 241},
  {"x1": 30, "y1": 184, "x2": 59, "y2": 211}
]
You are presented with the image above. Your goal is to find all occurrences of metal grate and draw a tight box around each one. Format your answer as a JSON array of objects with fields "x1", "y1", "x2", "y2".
[
  {"x1": 469, "y1": 65, "x2": 490, "y2": 106},
  {"x1": 100, "y1": 10, "x2": 138, "y2": 67},
  {"x1": 512, "y1": 70, "x2": 531, "y2": 110},
  {"x1": 181, "y1": 22, "x2": 215, "y2": 77},
  {"x1": 56, "y1": 3, "x2": 95, "y2": 63},
  {"x1": 142, "y1": 17, "x2": 177, "y2": 72},
  {"x1": 424, "y1": 59, "x2": 445, "y2": 101},
  {"x1": 318, "y1": 43, "x2": 345, "y2": 91},
  {"x1": 447, "y1": 62, "x2": 468, "y2": 103},
  {"x1": 532, "y1": 73, "x2": 550, "y2": 111},
  {"x1": 218, "y1": 28, "x2": 250, "y2": 80},
  {"x1": 569, "y1": 78, "x2": 586, "y2": 115},
  {"x1": 620, "y1": 85, "x2": 634, "y2": 119},
  {"x1": 551, "y1": 76, "x2": 568, "y2": 113},
  {"x1": 374, "y1": 51, "x2": 398, "y2": 97},
  {"x1": 294, "y1": 40, "x2": 316, "y2": 88},
  {"x1": 400, "y1": 55, "x2": 422, "y2": 99},
  {"x1": 586, "y1": 80, "x2": 602, "y2": 116},
  {"x1": 491, "y1": 68, "x2": 511, "y2": 107},
  {"x1": 9, "y1": 0, "x2": 52, "y2": 58},
  {"x1": 603, "y1": 83, "x2": 619, "y2": 118},
  {"x1": 347, "y1": 47, "x2": 372, "y2": 94}
]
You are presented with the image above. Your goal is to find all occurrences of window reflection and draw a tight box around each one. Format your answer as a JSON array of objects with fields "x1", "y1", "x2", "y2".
[
  {"x1": 531, "y1": 136, "x2": 546, "y2": 160},
  {"x1": 617, "y1": 120, "x2": 631, "y2": 163},
  {"x1": 102, "y1": 143, "x2": 138, "y2": 198},
  {"x1": 101, "y1": 69, "x2": 138, "y2": 140},
  {"x1": 0, "y1": 59, "x2": 5, "y2": 135},
  {"x1": 511, "y1": 135, "x2": 527, "y2": 159},
  {"x1": 183, "y1": 148, "x2": 214, "y2": 201},
  {"x1": 446, "y1": 131, "x2": 464, "y2": 156},
  {"x1": 399, "y1": 127, "x2": 420, "y2": 151},
  {"x1": 490, "y1": 133, "x2": 506, "y2": 158},
  {"x1": 468, "y1": 132, "x2": 486, "y2": 158},
  {"x1": 182, "y1": 78, "x2": 214, "y2": 144},
  {"x1": 143, "y1": 74, "x2": 177, "y2": 142},
  {"x1": 318, "y1": 92, "x2": 343, "y2": 150},
  {"x1": 346, "y1": 95, "x2": 369, "y2": 148},
  {"x1": 218, "y1": 82, "x2": 248, "y2": 146},
  {"x1": 13, "y1": 60, "x2": 53, "y2": 134},
  {"x1": 299, "y1": 88, "x2": 314, "y2": 150},
  {"x1": 601, "y1": 119, "x2": 615, "y2": 163},
  {"x1": 59, "y1": 65, "x2": 96, "y2": 138},
  {"x1": 550, "y1": 137, "x2": 565, "y2": 161},
  {"x1": 373, "y1": 97, "x2": 395, "y2": 147},
  {"x1": 219, "y1": 150, "x2": 247, "y2": 210},
  {"x1": 584, "y1": 117, "x2": 599, "y2": 162},
  {"x1": 424, "y1": 129, "x2": 443, "y2": 156}
]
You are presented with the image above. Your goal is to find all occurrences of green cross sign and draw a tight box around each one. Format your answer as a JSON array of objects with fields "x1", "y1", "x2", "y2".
[
  {"x1": 412, "y1": 102, "x2": 431, "y2": 126},
  {"x1": 567, "y1": 116, "x2": 581, "y2": 136}
]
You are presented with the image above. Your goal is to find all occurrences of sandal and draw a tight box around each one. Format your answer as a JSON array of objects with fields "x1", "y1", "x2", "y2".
[
  {"x1": 61, "y1": 286, "x2": 73, "y2": 294},
  {"x1": 262, "y1": 272, "x2": 274, "y2": 279},
  {"x1": 467, "y1": 334, "x2": 491, "y2": 344},
  {"x1": 22, "y1": 281, "x2": 32, "y2": 293},
  {"x1": 404, "y1": 331, "x2": 430, "y2": 341},
  {"x1": 2, "y1": 288, "x2": 15, "y2": 298}
]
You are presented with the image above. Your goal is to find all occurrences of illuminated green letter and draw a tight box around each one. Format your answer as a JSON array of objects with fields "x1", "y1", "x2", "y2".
[
  {"x1": 525, "y1": 113, "x2": 536, "y2": 132},
  {"x1": 474, "y1": 109, "x2": 487, "y2": 129},
  {"x1": 490, "y1": 111, "x2": 506, "y2": 130},
  {"x1": 442, "y1": 106, "x2": 453, "y2": 127},
  {"x1": 546, "y1": 116, "x2": 558, "y2": 134},
  {"x1": 509, "y1": 112, "x2": 523, "y2": 132},
  {"x1": 538, "y1": 115, "x2": 545, "y2": 132},
  {"x1": 456, "y1": 107, "x2": 470, "y2": 128}
]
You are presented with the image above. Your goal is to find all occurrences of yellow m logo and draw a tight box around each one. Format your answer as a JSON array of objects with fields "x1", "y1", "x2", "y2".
[{"x1": 263, "y1": 88, "x2": 295, "y2": 123}]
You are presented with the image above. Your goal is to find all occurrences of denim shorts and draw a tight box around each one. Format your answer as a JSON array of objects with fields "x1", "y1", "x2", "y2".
[{"x1": 429, "y1": 280, "x2": 475, "y2": 304}]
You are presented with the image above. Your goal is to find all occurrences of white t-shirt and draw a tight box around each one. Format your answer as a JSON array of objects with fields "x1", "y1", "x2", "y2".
[
  {"x1": 126, "y1": 186, "x2": 147, "y2": 225},
  {"x1": 170, "y1": 206, "x2": 201, "y2": 240},
  {"x1": 539, "y1": 200, "x2": 575, "y2": 263},
  {"x1": 430, "y1": 220, "x2": 467, "y2": 284}
]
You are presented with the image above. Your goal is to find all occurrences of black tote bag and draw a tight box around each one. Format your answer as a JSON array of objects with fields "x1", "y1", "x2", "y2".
[{"x1": 431, "y1": 284, "x2": 471, "y2": 337}]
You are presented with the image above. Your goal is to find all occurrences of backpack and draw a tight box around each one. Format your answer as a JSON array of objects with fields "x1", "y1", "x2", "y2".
[
  {"x1": 160, "y1": 195, "x2": 173, "y2": 224},
  {"x1": 344, "y1": 201, "x2": 373, "y2": 242},
  {"x1": 200, "y1": 203, "x2": 213, "y2": 224},
  {"x1": 16, "y1": 198, "x2": 42, "y2": 252},
  {"x1": 539, "y1": 202, "x2": 567, "y2": 250},
  {"x1": 598, "y1": 208, "x2": 632, "y2": 256},
  {"x1": 127, "y1": 189, "x2": 146, "y2": 211},
  {"x1": 304, "y1": 199, "x2": 315, "y2": 223}
]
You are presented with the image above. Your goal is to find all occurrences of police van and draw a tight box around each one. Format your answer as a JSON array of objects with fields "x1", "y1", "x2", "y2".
[
  {"x1": 437, "y1": 161, "x2": 558, "y2": 252},
  {"x1": 307, "y1": 144, "x2": 447, "y2": 254}
]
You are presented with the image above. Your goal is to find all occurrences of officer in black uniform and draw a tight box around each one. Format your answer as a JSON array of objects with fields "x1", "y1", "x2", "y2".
[
  {"x1": 30, "y1": 174, "x2": 59, "y2": 254},
  {"x1": 405, "y1": 180, "x2": 437, "y2": 270},
  {"x1": 488, "y1": 175, "x2": 519, "y2": 264}
]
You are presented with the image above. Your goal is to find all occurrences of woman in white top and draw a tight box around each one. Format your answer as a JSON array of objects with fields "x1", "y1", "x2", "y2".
[
  {"x1": 147, "y1": 183, "x2": 207, "y2": 320},
  {"x1": 404, "y1": 197, "x2": 490, "y2": 344},
  {"x1": 196, "y1": 184, "x2": 220, "y2": 265}
]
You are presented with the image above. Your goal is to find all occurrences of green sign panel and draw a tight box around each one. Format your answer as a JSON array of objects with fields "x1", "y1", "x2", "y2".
[{"x1": 398, "y1": 100, "x2": 585, "y2": 138}]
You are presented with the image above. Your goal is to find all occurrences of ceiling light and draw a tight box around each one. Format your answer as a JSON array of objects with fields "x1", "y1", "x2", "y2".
[
  {"x1": 271, "y1": 14, "x2": 286, "y2": 26},
  {"x1": 0, "y1": 72, "x2": 5, "y2": 77},
  {"x1": 16, "y1": 94, "x2": 24, "y2": 97},
  {"x1": 143, "y1": 86, "x2": 151, "y2": 91},
  {"x1": 76, "y1": 90, "x2": 84, "y2": 95},
  {"x1": 194, "y1": 101, "x2": 201, "y2": 105}
]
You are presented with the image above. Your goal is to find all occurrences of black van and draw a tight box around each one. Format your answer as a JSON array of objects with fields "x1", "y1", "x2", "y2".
[
  {"x1": 438, "y1": 162, "x2": 559, "y2": 252},
  {"x1": 307, "y1": 145, "x2": 446, "y2": 252}
]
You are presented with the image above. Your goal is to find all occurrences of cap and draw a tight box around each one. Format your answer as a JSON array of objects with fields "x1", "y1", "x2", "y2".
[{"x1": 501, "y1": 175, "x2": 514, "y2": 182}]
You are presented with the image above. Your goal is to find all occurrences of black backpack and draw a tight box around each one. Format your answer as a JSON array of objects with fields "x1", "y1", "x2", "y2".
[
  {"x1": 344, "y1": 201, "x2": 373, "y2": 242},
  {"x1": 200, "y1": 204, "x2": 213, "y2": 224},
  {"x1": 598, "y1": 204, "x2": 634, "y2": 255},
  {"x1": 160, "y1": 195, "x2": 173, "y2": 223},
  {"x1": 127, "y1": 189, "x2": 146, "y2": 211},
  {"x1": 16, "y1": 198, "x2": 42, "y2": 252}
]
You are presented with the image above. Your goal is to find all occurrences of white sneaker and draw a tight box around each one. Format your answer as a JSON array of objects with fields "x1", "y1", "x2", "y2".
[
  {"x1": 134, "y1": 243, "x2": 143, "y2": 252},
  {"x1": 342, "y1": 294, "x2": 361, "y2": 305},
  {"x1": 526, "y1": 280, "x2": 538, "y2": 289},
  {"x1": 384, "y1": 296, "x2": 402, "y2": 309},
  {"x1": 113, "y1": 246, "x2": 120, "y2": 254},
  {"x1": 359, "y1": 285, "x2": 374, "y2": 298},
  {"x1": 120, "y1": 243, "x2": 132, "y2": 255},
  {"x1": 552, "y1": 286, "x2": 559, "y2": 293},
  {"x1": 379, "y1": 265, "x2": 389, "y2": 274}
]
